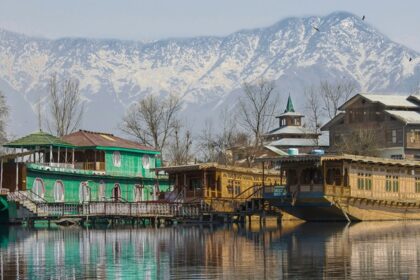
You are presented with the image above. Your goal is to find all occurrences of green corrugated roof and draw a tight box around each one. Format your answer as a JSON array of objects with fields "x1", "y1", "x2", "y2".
[{"x1": 3, "y1": 131, "x2": 74, "y2": 148}]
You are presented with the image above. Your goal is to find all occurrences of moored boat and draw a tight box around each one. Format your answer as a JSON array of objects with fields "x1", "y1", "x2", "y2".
[{"x1": 263, "y1": 154, "x2": 420, "y2": 221}]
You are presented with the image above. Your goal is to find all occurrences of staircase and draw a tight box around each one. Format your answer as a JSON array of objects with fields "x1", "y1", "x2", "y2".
[{"x1": 7, "y1": 190, "x2": 48, "y2": 219}]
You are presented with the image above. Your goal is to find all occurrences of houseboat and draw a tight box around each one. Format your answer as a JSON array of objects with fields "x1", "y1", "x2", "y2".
[
  {"x1": 157, "y1": 163, "x2": 280, "y2": 212},
  {"x1": 263, "y1": 154, "x2": 420, "y2": 221},
  {"x1": 0, "y1": 130, "x2": 169, "y2": 222}
]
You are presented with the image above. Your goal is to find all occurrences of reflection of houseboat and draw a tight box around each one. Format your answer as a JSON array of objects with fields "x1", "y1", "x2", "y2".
[
  {"x1": 0, "y1": 130, "x2": 169, "y2": 222},
  {"x1": 264, "y1": 154, "x2": 420, "y2": 221}
]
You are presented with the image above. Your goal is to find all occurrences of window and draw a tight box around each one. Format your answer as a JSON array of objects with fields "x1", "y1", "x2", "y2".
[
  {"x1": 392, "y1": 176, "x2": 399, "y2": 192},
  {"x1": 112, "y1": 151, "x2": 121, "y2": 167},
  {"x1": 53, "y1": 180, "x2": 65, "y2": 202},
  {"x1": 142, "y1": 155, "x2": 150, "y2": 169},
  {"x1": 134, "y1": 184, "x2": 143, "y2": 202},
  {"x1": 227, "y1": 180, "x2": 233, "y2": 194},
  {"x1": 392, "y1": 130, "x2": 397, "y2": 144},
  {"x1": 234, "y1": 181, "x2": 241, "y2": 196},
  {"x1": 365, "y1": 174, "x2": 372, "y2": 190},
  {"x1": 112, "y1": 183, "x2": 122, "y2": 201},
  {"x1": 98, "y1": 180, "x2": 106, "y2": 201},
  {"x1": 391, "y1": 155, "x2": 403, "y2": 160},
  {"x1": 357, "y1": 173, "x2": 372, "y2": 190},
  {"x1": 415, "y1": 178, "x2": 420, "y2": 193},
  {"x1": 32, "y1": 178, "x2": 45, "y2": 201},
  {"x1": 385, "y1": 175, "x2": 399, "y2": 192},
  {"x1": 79, "y1": 182, "x2": 91, "y2": 202},
  {"x1": 357, "y1": 173, "x2": 364, "y2": 190},
  {"x1": 385, "y1": 175, "x2": 392, "y2": 192}
]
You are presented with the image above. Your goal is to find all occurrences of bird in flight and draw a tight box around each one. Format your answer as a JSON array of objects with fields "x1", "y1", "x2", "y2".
[
  {"x1": 409, "y1": 57, "x2": 413, "y2": 62},
  {"x1": 312, "y1": 26, "x2": 320, "y2": 32},
  {"x1": 362, "y1": 15, "x2": 366, "y2": 21}
]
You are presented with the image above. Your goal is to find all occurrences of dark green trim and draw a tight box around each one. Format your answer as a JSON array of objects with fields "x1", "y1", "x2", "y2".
[
  {"x1": 96, "y1": 146, "x2": 160, "y2": 155},
  {"x1": 26, "y1": 165, "x2": 166, "y2": 182}
]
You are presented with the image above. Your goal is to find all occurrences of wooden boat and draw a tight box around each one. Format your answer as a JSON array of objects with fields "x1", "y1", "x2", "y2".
[{"x1": 263, "y1": 154, "x2": 420, "y2": 221}]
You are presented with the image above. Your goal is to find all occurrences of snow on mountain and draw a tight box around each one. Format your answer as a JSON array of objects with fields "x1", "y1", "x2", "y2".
[{"x1": 0, "y1": 11, "x2": 419, "y2": 137}]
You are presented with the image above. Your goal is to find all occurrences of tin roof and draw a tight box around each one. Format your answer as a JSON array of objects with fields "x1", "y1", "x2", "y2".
[
  {"x1": 266, "y1": 126, "x2": 315, "y2": 135},
  {"x1": 266, "y1": 154, "x2": 420, "y2": 167},
  {"x1": 4, "y1": 131, "x2": 74, "y2": 148},
  {"x1": 62, "y1": 130, "x2": 157, "y2": 152},
  {"x1": 156, "y1": 162, "x2": 278, "y2": 175},
  {"x1": 339, "y1": 93, "x2": 419, "y2": 110},
  {"x1": 384, "y1": 110, "x2": 420, "y2": 124}
]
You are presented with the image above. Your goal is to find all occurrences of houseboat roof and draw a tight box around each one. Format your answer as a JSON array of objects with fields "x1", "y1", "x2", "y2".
[
  {"x1": 3, "y1": 131, "x2": 74, "y2": 149},
  {"x1": 266, "y1": 154, "x2": 420, "y2": 167},
  {"x1": 61, "y1": 130, "x2": 158, "y2": 153},
  {"x1": 156, "y1": 163, "x2": 279, "y2": 175}
]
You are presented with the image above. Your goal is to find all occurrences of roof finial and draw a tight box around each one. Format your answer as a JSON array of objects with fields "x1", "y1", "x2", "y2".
[{"x1": 285, "y1": 94, "x2": 295, "y2": 113}]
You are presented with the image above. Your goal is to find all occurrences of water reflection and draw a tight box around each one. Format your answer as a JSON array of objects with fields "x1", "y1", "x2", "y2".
[{"x1": 1, "y1": 221, "x2": 420, "y2": 279}]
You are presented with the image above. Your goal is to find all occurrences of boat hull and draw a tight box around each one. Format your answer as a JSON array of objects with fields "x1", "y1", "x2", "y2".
[{"x1": 267, "y1": 192, "x2": 420, "y2": 221}]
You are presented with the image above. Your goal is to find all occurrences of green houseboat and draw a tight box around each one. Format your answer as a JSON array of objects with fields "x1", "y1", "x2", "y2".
[{"x1": 0, "y1": 130, "x2": 169, "y2": 222}]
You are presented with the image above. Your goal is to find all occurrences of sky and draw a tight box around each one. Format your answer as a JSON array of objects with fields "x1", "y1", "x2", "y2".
[{"x1": 0, "y1": 0, "x2": 419, "y2": 52}]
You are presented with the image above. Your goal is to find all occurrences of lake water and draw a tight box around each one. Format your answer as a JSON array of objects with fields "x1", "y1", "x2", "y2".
[{"x1": 1, "y1": 221, "x2": 420, "y2": 279}]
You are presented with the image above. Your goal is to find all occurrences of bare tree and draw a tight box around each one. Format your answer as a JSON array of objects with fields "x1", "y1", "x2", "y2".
[
  {"x1": 167, "y1": 120, "x2": 193, "y2": 165},
  {"x1": 121, "y1": 94, "x2": 182, "y2": 153},
  {"x1": 331, "y1": 129, "x2": 379, "y2": 156},
  {"x1": 319, "y1": 80, "x2": 357, "y2": 120},
  {"x1": 0, "y1": 90, "x2": 8, "y2": 144},
  {"x1": 197, "y1": 108, "x2": 240, "y2": 164},
  {"x1": 197, "y1": 120, "x2": 219, "y2": 163},
  {"x1": 46, "y1": 74, "x2": 85, "y2": 136},
  {"x1": 238, "y1": 79, "x2": 279, "y2": 147},
  {"x1": 304, "y1": 85, "x2": 323, "y2": 144}
]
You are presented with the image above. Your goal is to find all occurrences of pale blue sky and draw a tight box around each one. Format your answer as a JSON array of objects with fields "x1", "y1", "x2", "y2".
[{"x1": 0, "y1": 0, "x2": 419, "y2": 51}]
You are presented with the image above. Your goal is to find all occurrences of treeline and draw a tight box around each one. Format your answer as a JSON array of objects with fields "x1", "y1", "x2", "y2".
[{"x1": 6, "y1": 73, "x2": 419, "y2": 163}]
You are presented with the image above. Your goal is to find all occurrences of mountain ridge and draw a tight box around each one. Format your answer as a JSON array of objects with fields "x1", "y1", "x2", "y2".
[{"x1": 0, "y1": 11, "x2": 419, "y2": 137}]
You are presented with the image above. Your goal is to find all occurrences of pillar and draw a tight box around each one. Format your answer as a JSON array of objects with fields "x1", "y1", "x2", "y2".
[
  {"x1": 57, "y1": 146, "x2": 60, "y2": 163},
  {"x1": 72, "y1": 148, "x2": 75, "y2": 165},
  {"x1": 15, "y1": 157, "x2": 19, "y2": 192},
  {"x1": 65, "y1": 148, "x2": 68, "y2": 164},
  {"x1": 184, "y1": 173, "x2": 187, "y2": 199},
  {"x1": 49, "y1": 145, "x2": 53, "y2": 163},
  {"x1": 0, "y1": 159, "x2": 3, "y2": 189},
  {"x1": 203, "y1": 171, "x2": 207, "y2": 197}
]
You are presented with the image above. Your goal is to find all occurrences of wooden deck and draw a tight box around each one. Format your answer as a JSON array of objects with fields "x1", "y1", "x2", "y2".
[{"x1": 6, "y1": 190, "x2": 279, "y2": 225}]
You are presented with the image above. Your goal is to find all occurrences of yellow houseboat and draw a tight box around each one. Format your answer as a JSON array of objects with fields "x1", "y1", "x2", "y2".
[
  {"x1": 263, "y1": 154, "x2": 420, "y2": 221},
  {"x1": 157, "y1": 163, "x2": 280, "y2": 212}
]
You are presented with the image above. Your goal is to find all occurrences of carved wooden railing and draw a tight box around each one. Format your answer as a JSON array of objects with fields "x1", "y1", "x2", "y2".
[
  {"x1": 324, "y1": 184, "x2": 351, "y2": 197},
  {"x1": 35, "y1": 201, "x2": 207, "y2": 218},
  {"x1": 7, "y1": 190, "x2": 209, "y2": 218}
]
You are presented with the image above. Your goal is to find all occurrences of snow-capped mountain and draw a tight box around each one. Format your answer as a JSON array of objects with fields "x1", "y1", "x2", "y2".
[{"x1": 0, "y1": 11, "x2": 419, "y2": 137}]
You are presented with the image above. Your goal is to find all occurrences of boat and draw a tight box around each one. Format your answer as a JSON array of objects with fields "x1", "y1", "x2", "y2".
[
  {"x1": 0, "y1": 130, "x2": 169, "y2": 223},
  {"x1": 263, "y1": 154, "x2": 420, "y2": 221}
]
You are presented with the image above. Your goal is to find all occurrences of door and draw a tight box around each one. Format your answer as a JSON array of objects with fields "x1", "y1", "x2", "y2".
[
  {"x1": 32, "y1": 178, "x2": 45, "y2": 201},
  {"x1": 112, "y1": 183, "x2": 121, "y2": 201},
  {"x1": 53, "y1": 180, "x2": 65, "y2": 202}
]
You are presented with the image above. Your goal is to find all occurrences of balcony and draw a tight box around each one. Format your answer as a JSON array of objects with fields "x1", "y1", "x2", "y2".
[{"x1": 26, "y1": 162, "x2": 106, "y2": 176}]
